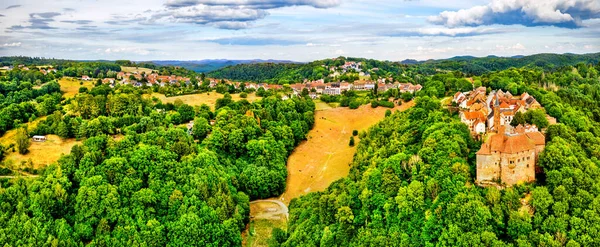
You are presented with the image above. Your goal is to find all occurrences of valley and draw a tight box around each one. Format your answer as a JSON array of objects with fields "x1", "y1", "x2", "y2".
[{"x1": 244, "y1": 102, "x2": 414, "y2": 246}]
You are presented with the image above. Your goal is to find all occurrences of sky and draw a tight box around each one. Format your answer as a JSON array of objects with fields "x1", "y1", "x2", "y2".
[{"x1": 0, "y1": 0, "x2": 599, "y2": 62}]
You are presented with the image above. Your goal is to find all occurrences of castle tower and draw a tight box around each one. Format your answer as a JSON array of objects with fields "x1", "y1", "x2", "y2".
[{"x1": 493, "y1": 92, "x2": 501, "y2": 133}]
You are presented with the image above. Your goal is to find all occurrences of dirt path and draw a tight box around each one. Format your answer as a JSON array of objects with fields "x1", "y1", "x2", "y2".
[{"x1": 249, "y1": 200, "x2": 289, "y2": 220}]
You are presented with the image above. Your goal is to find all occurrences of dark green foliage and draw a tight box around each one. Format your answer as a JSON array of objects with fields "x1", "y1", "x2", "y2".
[
  {"x1": 349, "y1": 136, "x2": 355, "y2": 147},
  {"x1": 16, "y1": 127, "x2": 30, "y2": 154},
  {"x1": 280, "y1": 63, "x2": 600, "y2": 246},
  {"x1": 352, "y1": 130, "x2": 358, "y2": 136}
]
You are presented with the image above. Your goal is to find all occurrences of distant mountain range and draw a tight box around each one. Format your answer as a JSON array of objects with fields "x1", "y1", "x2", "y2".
[
  {"x1": 148, "y1": 59, "x2": 299, "y2": 73},
  {"x1": 399, "y1": 55, "x2": 528, "y2": 64}
]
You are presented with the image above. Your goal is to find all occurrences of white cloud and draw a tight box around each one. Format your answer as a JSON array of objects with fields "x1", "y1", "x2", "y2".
[
  {"x1": 103, "y1": 47, "x2": 151, "y2": 55},
  {"x1": 386, "y1": 26, "x2": 513, "y2": 37},
  {"x1": 429, "y1": 0, "x2": 600, "y2": 28},
  {"x1": 3, "y1": 42, "x2": 22, "y2": 47},
  {"x1": 495, "y1": 43, "x2": 526, "y2": 51}
]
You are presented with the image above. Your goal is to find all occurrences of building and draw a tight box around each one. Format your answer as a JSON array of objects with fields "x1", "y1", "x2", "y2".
[
  {"x1": 32, "y1": 135, "x2": 47, "y2": 142},
  {"x1": 476, "y1": 124, "x2": 545, "y2": 187},
  {"x1": 323, "y1": 86, "x2": 341, "y2": 95},
  {"x1": 460, "y1": 111, "x2": 487, "y2": 134},
  {"x1": 82, "y1": 75, "x2": 91, "y2": 81}
]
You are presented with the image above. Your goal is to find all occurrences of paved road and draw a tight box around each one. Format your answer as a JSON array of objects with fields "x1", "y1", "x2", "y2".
[{"x1": 250, "y1": 199, "x2": 289, "y2": 220}]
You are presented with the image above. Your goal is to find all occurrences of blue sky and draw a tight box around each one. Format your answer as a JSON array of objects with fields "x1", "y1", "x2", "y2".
[{"x1": 0, "y1": 0, "x2": 598, "y2": 61}]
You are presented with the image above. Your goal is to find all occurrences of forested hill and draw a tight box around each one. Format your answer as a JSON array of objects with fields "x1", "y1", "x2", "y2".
[
  {"x1": 417, "y1": 53, "x2": 600, "y2": 75},
  {"x1": 208, "y1": 53, "x2": 600, "y2": 83},
  {"x1": 275, "y1": 65, "x2": 600, "y2": 246}
]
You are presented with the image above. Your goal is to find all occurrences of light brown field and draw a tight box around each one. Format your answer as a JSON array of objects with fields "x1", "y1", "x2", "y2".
[
  {"x1": 59, "y1": 78, "x2": 94, "y2": 98},
  {"x1": 1, "y1": 135, "x2": 80, "y2": 169},
  {"x1": 148, "y1": 92, "x2": 260, "y2": 109},
  {"x1": 278, "y1": 101, "x2": 415, "y2": 204},
  {"x1": 121, "y1": 66, "x2": 155, "y2": 74}
]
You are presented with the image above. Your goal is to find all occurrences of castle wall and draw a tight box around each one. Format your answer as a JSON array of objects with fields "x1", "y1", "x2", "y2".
[
  {"x1": 500, "y1": 150, "x2": 536, "y2": 186},
  {"x1": 476, "y1": 153, "x2": 501, "y2": 183}
]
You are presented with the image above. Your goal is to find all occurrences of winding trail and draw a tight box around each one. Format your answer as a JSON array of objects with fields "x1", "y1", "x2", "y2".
[{"x1": 249, "y1": 200, "x2": 289, "y2": 220}]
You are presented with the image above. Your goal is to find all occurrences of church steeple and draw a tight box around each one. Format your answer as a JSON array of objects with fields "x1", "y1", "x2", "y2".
[{"x1": 494, "y1": 91, "x2": 501, "y2": 133}]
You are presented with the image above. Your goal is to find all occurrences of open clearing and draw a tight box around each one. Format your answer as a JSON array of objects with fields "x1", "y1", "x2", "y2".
[
  {"x1": 1, "y1": 135, "x2": 80, "y2": 169},
  {"x1": 148, "y1": 92, "x2": 260, "y2": 109},
  {"x1": 59, "y1": 78, "x2": 94, "y2": 98},
  {"x1": 278, "y1": 101, "x2": 415, "y2": 204},
  {"x1": 121, "y1": 66, "x2": 155, "y2": 74},
  {"x1": 243, "y1": 200, "x2": 288, "y2": 247}
]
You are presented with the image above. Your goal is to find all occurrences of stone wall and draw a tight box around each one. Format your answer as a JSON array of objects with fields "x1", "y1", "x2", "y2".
[
  {"x1": 500, "y1": 150, "x2": 536, "y2": 186},
  {"x1": 476, "y1": 153, "x2": 501, "y2": 183}
]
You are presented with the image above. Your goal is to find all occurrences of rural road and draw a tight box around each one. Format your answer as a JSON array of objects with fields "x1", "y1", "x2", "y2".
[{"x1": 250, "y1": 199, "x2": 289, "y2": 220}]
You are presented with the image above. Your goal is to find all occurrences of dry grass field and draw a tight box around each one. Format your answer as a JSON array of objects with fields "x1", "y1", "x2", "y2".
[
  {"x1": 148, "y1": 92, "x2": 260, "y2": 109},
  {"x1": 1, "y1": 135, "x2": 81, "y2": 169},
  {"x1": 59, "y1": 78, "x2": 94, "y2": 98},
  {"x1": 278, "y1": 101, "x2": 415, "y2": 204},
  {"x1": 121, "y1": 66, "x2": 155, "y2": 74}
]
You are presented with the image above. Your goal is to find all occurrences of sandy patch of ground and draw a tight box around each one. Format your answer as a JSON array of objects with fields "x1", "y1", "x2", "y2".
[
  {"x1": 278, "y1": 101, "x2": 414, "y2": 204},
  {"x1": 59, "y1": 78, "x2": 94, "y2": 99},
  {"x1": 121, "y1": 66, "x2": 155, "y2": 74},
  {"x1": 148, "y1": 92, "x2": 260, "y2": 109}
]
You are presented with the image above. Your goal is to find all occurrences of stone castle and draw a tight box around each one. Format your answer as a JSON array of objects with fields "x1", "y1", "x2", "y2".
[{"x1": 474, "y1": 94, "x2": 546, "y2": 187}]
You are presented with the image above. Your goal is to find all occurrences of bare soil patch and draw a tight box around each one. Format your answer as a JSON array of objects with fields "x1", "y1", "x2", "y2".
[{"x1": 148, "y1": 92, "x2": 260, "y2": 109}]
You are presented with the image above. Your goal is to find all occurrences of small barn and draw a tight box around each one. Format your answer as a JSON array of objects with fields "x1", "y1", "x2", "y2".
[{"x1": 32, "y1": 135, "x2": 47, "y2": 142}]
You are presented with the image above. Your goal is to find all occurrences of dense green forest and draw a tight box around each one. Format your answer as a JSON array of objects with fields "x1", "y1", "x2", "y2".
[
  {"x1": 0, "y1": 79, "x2": 314, "y2": 245},
  {"x1": 275, "y1": 62, "x2": 600, "y2": 246}
]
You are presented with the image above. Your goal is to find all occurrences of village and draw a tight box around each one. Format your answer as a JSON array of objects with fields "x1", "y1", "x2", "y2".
[
  {"x1": 87, "y1": 67, "x2": 422, "y2": 99},
  {"x1": 453, "y1": 87, "x2": 553, "y2": 188}
]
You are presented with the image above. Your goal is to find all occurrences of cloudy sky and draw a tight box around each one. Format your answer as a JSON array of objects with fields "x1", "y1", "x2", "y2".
[{"x1": 0, "y1": 0, "x2": 599, "y2": 61}]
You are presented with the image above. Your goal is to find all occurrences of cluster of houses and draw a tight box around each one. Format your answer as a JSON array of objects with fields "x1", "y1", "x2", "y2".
[
  {"x1": 0, "y1": 65, "x2": 57, "y2": 75},
  {"x1": 454, "y1": 87, "x2": 542, "y2": 135},
  {"x1": 454, "y1": 87, "x2": 548, "y2": 187},
  {"x1": 81, "y1": 71, "x2": 193, "y2": 88},
  {"x1": 289, "y1": 80, "x2": 422, "y2": 99},
  {"x1": 324, "y1": 61, "x2": 379, "y2": 78}
]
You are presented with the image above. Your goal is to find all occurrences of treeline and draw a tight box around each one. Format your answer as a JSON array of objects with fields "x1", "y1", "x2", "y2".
[
  {"x1": 208, "y1": 53, "x2": 600, "y2": 84},
  {"x1": 418, "y1": 53, "x2": 600, "y2": 75},
  {"x1": 0, "y1": 79, "x2": 62, "y2": 135}
]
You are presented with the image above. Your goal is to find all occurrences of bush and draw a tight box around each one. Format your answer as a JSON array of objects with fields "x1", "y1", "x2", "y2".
[
  {"x1": 385, "y1": 109, "x2": 392, "y2": 117},
  {"x1": 349, "y1": 100, "x2": 360, "y2": 109},
  {"x1": 371, "y1": 100, "x2": 379, "y2": 108},
  {"x1": 378, "y1": 100, "x2": 395, "y2": 108},
  {"x1": 349, "y1": 136, "x2": 355, "y2": 147},
  {"x1": 240, "y1": 92, "x2": 248, "y2": 98},
  {"x1": 352, "y1": 130, "x2": 358, "y2": 136}
]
